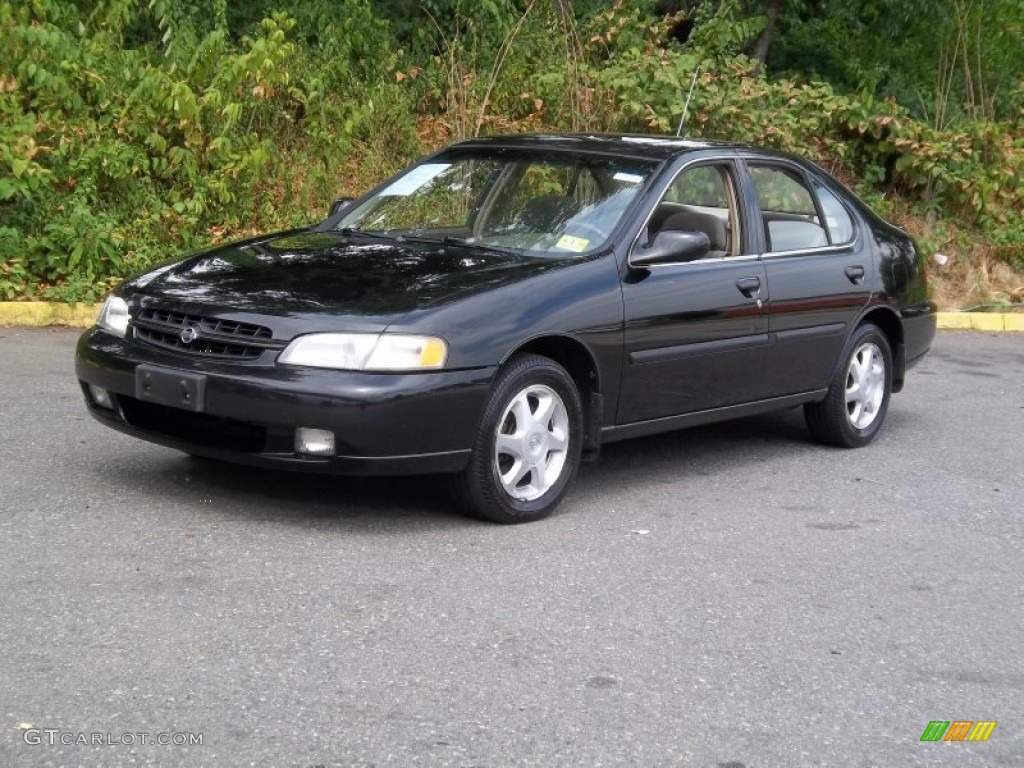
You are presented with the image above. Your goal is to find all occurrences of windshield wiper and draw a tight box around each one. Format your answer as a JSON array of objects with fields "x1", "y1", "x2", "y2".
[
  {"x1": 338, "y1": 229, "x2": 527, "y2": 258},
  {"x1": 437, "y1": 235, "x2": 522, "y2": 257},
  {"x1": 335, "y1": 227, "x2": 397, "y2": 241}
]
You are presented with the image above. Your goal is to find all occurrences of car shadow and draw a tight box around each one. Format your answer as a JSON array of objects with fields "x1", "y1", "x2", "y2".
[{"x1": 91, "y1": 406, "x2": 833, "y2": 530}]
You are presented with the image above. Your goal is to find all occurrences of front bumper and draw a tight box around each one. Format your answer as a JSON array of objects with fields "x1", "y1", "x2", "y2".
[{"x1": 75, "y1": 328, "x2": 495, "y2": 475}]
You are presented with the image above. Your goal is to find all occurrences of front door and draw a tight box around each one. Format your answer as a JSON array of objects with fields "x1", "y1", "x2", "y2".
[{"x1": 617, "y1": 160, "x2": 770, "y2": 424}]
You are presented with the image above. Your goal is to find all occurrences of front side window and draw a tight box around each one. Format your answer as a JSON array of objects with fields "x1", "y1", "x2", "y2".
[
  {"x1": 647, "y1": 163, "x2": 740, "y2": 259},
  {"x1": 665, "y1": 165, "x2": 731, "y2": 208},
  {"x1": 337, "y1": 151, "x2": 656, "y2": 256}
]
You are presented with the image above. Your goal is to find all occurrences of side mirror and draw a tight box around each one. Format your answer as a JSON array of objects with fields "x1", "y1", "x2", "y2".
[
  {"x1": 329, "y1": 197, "x2": 355, "y2": 218},
  {"x1": 630, "y1": 229, "x2": 710, "y2": 268}
]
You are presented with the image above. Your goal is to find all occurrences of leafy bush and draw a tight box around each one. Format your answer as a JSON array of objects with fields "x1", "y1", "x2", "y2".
[
  {"x1": 0, "y1": 0, "x2": 418, "y2": 301},
  {"x1": 584, "y1": 2, "x2": 1023, "y2": 272},
  {"x1": 0, "y1": 0, "x2": 1020, "y2": 304}
]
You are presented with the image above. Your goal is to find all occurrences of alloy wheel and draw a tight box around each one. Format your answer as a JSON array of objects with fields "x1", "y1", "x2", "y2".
[
  {"x1": 846, "y1": 342, "x2": 886, "y2": 430},
  {"x1": 493, "y1": 384, "x2": 570, "y2": 502}
]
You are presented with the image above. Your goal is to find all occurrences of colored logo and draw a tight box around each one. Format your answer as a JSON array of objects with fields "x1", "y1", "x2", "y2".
[{"x1": 920, "y1": 721, "x2": 997, "y2": 742}]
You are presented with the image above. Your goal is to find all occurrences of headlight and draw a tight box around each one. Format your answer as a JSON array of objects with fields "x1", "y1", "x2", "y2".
[
  {"x1": 96, "y1": 295, "x2": 130, "y2": 338},
  {"x1": 277, "y1": 333, "x2": 448, "y2": 371}
]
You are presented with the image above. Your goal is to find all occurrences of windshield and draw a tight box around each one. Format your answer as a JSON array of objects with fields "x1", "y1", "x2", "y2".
[{"x1": 335, "y1": 149, "x2": 656, "y2": 255}]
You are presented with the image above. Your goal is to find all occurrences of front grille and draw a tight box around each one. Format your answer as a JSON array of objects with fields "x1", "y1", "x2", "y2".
[
  {"x1": 119, "y1": 395, "x2": 267, "y2": 453},
  {"x1": 133, "y1": 308, "x2": 279, "y2": 359}
]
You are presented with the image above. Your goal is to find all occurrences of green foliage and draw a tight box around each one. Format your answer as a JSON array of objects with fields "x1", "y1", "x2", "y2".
[
  {"x1": 763, "y1": 0, "x2": 1024, "y2": 124},
  {"x1": 0, "y1": 0, "x2": 1019, "y2": 303},
  {"x1": 0, "y1": 0, "x2": 420, "y2": 300},
  {"x1": 586, "y1": 2, "x2": 1022, "y2": 268}
]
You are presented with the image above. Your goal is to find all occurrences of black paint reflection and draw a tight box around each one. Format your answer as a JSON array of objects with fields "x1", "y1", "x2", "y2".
[{"x1": 140, "y1": 230, "x2": 567, "y2": 316}]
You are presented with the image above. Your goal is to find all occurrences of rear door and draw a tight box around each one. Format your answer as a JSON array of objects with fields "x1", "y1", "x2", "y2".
[{"x1": 740, "y1": 159, "x2": 872, "y2": 396}]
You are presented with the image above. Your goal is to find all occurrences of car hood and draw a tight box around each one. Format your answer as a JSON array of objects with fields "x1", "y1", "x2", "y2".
[{"x1": 127, "y1": 230, "x2": 569, "y2": 330}]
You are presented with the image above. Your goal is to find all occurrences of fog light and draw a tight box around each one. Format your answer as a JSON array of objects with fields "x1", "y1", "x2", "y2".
[
  {"x1": 89, "y1": 385, "x2": 113, "y2": 410},
  {"x1": 295, "y1": 427, "x2": 335, "y2": 456}
]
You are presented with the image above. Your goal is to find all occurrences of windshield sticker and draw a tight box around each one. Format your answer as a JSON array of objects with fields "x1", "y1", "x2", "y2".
[
  {"x1": 381, "y1": 163, "x2": 452, "y2": 197},
  {"x1": 556, "y1": 235, "x2": 590, "y2": 252},
  {"x1": 613, "y1": 172, "x2": 645, "y2": 184}
]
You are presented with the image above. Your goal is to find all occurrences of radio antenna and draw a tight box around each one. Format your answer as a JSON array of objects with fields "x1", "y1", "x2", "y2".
[{"x1": 675, "y1": 66, "x2": 701, "y2": 137}]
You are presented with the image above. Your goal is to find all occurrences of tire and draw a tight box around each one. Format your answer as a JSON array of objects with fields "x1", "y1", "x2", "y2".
[
  {"x1": 805, "y1": 323, "x2": 893, "y2": 448},
  {"x1": 452, "y1": 354, "x2": 583, "y2": 524}
]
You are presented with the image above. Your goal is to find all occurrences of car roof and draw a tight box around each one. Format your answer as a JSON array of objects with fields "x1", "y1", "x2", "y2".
[{"x1": 451, "y1": 133, "x2": 755, "y2": 162}]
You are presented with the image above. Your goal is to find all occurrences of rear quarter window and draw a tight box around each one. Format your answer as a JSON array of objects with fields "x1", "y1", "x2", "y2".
[{"x1": 813, "y1": 181, "x2": 856, "y2": 244}]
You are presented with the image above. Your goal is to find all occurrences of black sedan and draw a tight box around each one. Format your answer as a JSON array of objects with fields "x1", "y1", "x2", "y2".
[{"x1": 76, "y1": 134, "x2": 936, "y2": 523}]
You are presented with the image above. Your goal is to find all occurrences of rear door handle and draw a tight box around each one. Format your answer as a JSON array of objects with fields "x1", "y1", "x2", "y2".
[
  {"x1": 844, "y1": 265, "x2": 865, "y2": 284},
  {"x1": 736, "y1": 276, "x2": 761, "y2": 298}
]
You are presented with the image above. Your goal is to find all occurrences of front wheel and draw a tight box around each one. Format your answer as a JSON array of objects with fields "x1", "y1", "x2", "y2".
[
  {"x1": 804, "y1": 323, "x2": 893, "y2": 448},
  {"x1": 452, "y1": 354, "x2": 583, "y2": 523}
]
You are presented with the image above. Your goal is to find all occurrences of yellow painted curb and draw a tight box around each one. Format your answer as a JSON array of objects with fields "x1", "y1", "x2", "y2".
[
  {"x1": 0, "y1": 301, "x2": 100, "y2": 328},
  {"x1": 936, "y1": 312, "x2": 1024, "y2": 332},
  {"x1": 935, "y1": 312, "x2": 973, "y2": 330},
  {"x1": 0, "y1": 303, "x2": 1021, "y2": 331}
]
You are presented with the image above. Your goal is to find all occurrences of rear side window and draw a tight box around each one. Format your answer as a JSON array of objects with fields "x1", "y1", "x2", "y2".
[
  {"x1": 749, "y1": 165, "x2": 827, "y2": 252},
  {"x1": 750, "y1": 166, "x2": 816, "y2": 215}
]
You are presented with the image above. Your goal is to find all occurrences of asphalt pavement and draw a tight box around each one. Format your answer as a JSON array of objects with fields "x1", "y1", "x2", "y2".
[{"x1": 0, "y1": 328, "x2": 1021, "y2": 767}]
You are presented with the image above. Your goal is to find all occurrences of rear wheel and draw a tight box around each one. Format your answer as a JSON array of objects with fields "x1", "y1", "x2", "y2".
[
  {"x1": 805, "y1": 323, "x2": 893, "y2": 448},
  {"x1": 453, "y1": 354, "x2": 583, "y2": 523}
]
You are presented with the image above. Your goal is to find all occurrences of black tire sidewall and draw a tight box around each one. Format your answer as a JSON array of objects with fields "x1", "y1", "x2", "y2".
[
  {"x1": 833, "y1": 324, "x2": 893, "y2": 446},
  {"x1": 462, "y1": 355, "x2": 584, "y2": 523}
]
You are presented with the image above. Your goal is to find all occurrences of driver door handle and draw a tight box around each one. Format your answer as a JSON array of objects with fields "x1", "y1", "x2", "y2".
[{"x1": 736, "y1": 276, "x2": 761, "y2": 298}]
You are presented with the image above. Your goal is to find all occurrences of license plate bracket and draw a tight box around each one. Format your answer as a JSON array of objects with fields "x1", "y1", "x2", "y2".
[{"x1": 135, "y1": 365, "x2": 206, "y2": 413}]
